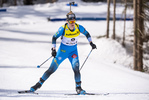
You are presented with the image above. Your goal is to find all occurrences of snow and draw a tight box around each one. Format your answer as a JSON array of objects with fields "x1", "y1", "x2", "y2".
[{"x1": 0, "y1": 0, "x2": 149, "y2": 100}]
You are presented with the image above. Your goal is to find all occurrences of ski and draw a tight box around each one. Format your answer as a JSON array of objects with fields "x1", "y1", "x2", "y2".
[
  {"x1": 18, "y1": 90, "x2": 38, "y2": 95},
  {"x1": 65, "y1": 93, "x2": 109, "y2": 95},
  {"x1": 18, "y1": 90, "x2": 109, "y2": 96}
]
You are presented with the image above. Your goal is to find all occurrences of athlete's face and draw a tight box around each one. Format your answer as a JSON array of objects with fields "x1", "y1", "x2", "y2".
[{"x1": 67, "y1": 20, "x2": 76, "y2": 30}]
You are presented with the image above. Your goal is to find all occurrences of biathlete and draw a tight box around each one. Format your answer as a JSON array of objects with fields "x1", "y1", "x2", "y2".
[{"x1": 30, "y1": 11, "x2": 97, "y2": 94}]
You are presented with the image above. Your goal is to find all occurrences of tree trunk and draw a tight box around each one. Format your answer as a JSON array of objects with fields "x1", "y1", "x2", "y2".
[
  {"x1": 0, "y1": 0, "x2": 3, "y2": 7},
  {"x1": 137, "y1": 0, "x2": 144, "y2": 71},
  {"x1": 46, "y1": 0, "x2": 50, "y2": 3},
  {"x1": 46, "y1": 0, "x2": 57, "y2": 3},
  {"x1": 112, "y1": 0, "x2": 116, "y2": 39},
  {"x1": 24, "y1": 0, "x2": 33, "y2": 5},
  {"x1": 106, "y1": 0, "x2": 110, "y2": 38},
  {"x1": 14, "y1": 0, "x2": 17, "y2": 6},
  {"x1": 122, "y1": 0, "x2": 127, "y2": 47},
  {"x1": 133, "y1": 0, "x2": 138, "y2": 70}
]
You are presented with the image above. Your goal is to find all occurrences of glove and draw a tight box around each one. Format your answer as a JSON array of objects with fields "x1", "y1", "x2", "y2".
[
  {"x1": 90, "y1": 42, "x2": 97, "y2": 49},
  {"x1": 51, "y1": 48, "x2": 57, "y2": 58}
]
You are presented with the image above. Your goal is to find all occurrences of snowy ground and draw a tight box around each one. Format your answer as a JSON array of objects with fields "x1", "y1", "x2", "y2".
[{"x1": 0, "y1": 0, "x2": 149, "y2": 100}]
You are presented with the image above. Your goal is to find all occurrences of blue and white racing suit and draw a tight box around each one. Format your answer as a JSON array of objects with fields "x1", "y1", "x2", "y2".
[{"x1": 41, "y1": 23, "x2": 92, "y2": 83}]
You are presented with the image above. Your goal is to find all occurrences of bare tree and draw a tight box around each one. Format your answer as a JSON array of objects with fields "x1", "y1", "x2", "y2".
[{"x1": 106, "y1": 0, "x2": 110, "y2": 38}]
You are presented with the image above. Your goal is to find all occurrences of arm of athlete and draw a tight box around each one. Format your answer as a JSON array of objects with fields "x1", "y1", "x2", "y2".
[
  {"x1": 51, "y1": 26, "x2": 64, "y2": 57},
  {"x1": 79, "y1": 25, "x2": 97, "y2": 49}
]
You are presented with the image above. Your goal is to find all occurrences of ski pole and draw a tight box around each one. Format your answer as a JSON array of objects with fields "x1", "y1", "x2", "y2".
[
  {"x1": 37, "y1": 56, "x2": 52, "y2": 68},
  {"x1": 80, "y1": 49, "x2": 93, "y2": 71}
]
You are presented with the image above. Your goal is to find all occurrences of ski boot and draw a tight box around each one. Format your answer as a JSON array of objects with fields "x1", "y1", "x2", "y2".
[
  {"x1": 76, "y1": 81, "x2": 86, "y2": 95},
  {"x1": 30, "y1": 78, "x2": 44, "y2": 92}
]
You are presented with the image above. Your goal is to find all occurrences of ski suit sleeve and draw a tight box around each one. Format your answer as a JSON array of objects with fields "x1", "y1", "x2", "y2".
[
  {"x1": 52, "y1": 26, "x2": 64, "y2": 48},
  {"x1": 79, "y1": 25, "x2": 92, "y2": 42}
]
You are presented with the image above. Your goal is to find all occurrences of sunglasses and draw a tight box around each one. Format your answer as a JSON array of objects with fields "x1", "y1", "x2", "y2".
[{"x1": 68, "y1": 20, "x2": 76, "y2": 24}]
